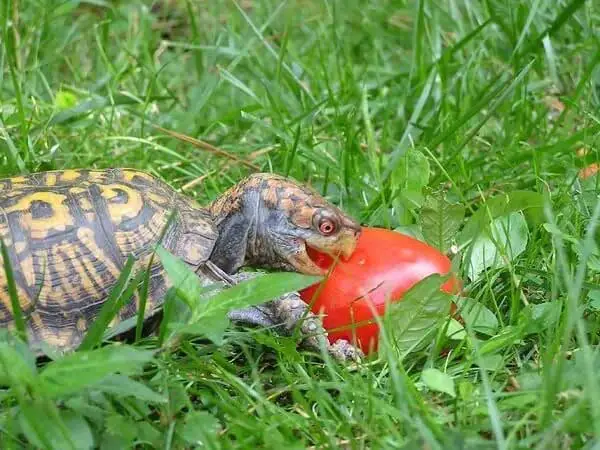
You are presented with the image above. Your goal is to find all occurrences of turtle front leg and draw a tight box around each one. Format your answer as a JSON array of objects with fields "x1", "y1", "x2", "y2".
[{"x1": 224, "y1": 271, "x2": 363, "y2": 362}]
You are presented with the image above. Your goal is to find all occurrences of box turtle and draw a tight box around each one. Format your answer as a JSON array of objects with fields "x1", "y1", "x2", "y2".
[{"x1": 0, "y1": 168, "x2": 362, "y2": 360}]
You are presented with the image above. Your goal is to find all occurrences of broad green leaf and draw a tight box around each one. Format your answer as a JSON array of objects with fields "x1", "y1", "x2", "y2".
[
  {"x1": 99, "y1": 432, "x2": 131, "y2": 450},
  {"x1": 383, "y1": 274, "x2": 454, "y2": 355},
  {"x1": 445, "y1": 318, "x2": 466, "y2": 340},
  {"x1": 458, "y1": 191, "x2": 544, "y2": 245},
  {"x1": 476, "y1": 354, "x2": 505, "y2": 371},
  {"x1": 399, "y1": 189, "x2": 426, "y2": 209},
  {"x1": 178, "y1": 313, "x2": 230, "y2": 345},
  {"x1": 158, "y1": 287, "x2": 191, "y2": 345},
  {"x1": 394, "y1": 224, "x2": 426, "y2": 241},
  {"x1": 454, "y1": 297, "x2": 499, "y2": 336},
  {"x1": 0, "y1": 342, "x2": 37, "y2": 387},
  {"x1": 421, "y1": 368, "x2": 456, "y2": 397},
  {"x1": 64, "y1": 397, "x2": 109, "y2": 424},
  {"x1": 40, "y1": 346, "x2": 155, "y2": 397},
  {"x1": 390, "y1": 148, "x2": 431, "y2": 192},
  {"x1": 174, "y1": 272, "x2": 322, "y2": 344},
  {"x1": 419, "y1": 193, "x2": 465, "y2": 253},
  {"x1": 92, "y1": 375, "x2": 167, "y2": 403},
  {"x1": 18, "y1": 401, "x2": 75, "y2": 450},
  {"x1": 519, "y1": 302, "x2": 562, "y2": 335},
  {"x1": 135, "y1": 422, "x2": 161, "y2": 447},
  {"x1": 158, "y1": 245, "x2": 320, "y2": 318},
  {"x1": 477, "y1": 326, "x2": 523, "y2": 356},
  {"x1": 588, "y1": 290, "x2": 600, "y2": 311},
  {"x1": 180, "y1": 411, "x2": 221, "y2": 446},
  {"x1": 465, "y1": 212, "x2": 528, "y2": 280},
  {"x1": 105, "y1": 415, "x2": 138, "y2": 444},
  {"x1": 61, "y1": 411, "x2": 94, "y2": 450},
  {"x1": 156, "y1": 245, "x2": 216, "y2": 308},
  {"x1": 157, "y1": 245, "x2": 321, "y2": 344},
  {"x1": 562, "y1": 351, "x2": 600, "y2": 390},
  {"x1": 167, "y1": 383, "x2": 191, "y2": 414},
  {"x1": 192, "y1": 271, "x2": 322, "y2": 321}
]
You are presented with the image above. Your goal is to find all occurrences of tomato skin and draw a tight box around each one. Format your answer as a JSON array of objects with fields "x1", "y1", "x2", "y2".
[{"x1": 300, "y1": 227, "x2": 460, "y2": 354}]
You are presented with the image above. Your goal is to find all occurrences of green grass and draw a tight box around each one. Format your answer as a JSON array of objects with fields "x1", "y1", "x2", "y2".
[{"x1": 2, "y1": 0, "x2": 600, "y2": 448}]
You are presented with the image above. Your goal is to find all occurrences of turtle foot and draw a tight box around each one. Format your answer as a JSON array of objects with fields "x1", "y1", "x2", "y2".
[{"x1": 226, "y1": 273, "x2": 362, "y2": 362}]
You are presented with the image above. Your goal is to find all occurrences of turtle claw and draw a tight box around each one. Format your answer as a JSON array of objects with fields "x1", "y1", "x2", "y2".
[
  {"x1": 327, "y1": 339, "x2": 364, "y2": 363},
  {"x1": 279, "y1": 298, "x2": 363, "y2": 363}
]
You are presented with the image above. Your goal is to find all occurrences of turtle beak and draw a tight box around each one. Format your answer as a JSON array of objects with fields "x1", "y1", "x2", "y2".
[
  {"x1": 337, "y1": 228, "x2": 359, "y2": 261},
  {"x1": 337, "y1": 216, "x2": 361, "y2": 260}
]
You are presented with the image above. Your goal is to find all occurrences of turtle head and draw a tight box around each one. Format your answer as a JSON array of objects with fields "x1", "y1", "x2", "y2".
[{"x1": 209, "y1": 173, "x2": 361, "y2": 275}]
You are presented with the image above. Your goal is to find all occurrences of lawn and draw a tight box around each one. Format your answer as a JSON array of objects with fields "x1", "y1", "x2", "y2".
[{"x1": 1, "y1": 0, "x2": 600, "y2": 448}]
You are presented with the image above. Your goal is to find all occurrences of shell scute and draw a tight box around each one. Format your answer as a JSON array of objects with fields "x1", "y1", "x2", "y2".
[{"x1": 0, "y1": 168, "x2": 219, "y2": 352}]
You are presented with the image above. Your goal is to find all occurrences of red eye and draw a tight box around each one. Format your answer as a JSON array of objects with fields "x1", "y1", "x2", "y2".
[{"x1": 319, "y1": 219, "x2": 336, "y2": 235}]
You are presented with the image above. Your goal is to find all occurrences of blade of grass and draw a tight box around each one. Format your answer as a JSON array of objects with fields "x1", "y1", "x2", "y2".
[
  {"x1": 0, "y1": 239, "x2": 26, "y2": 342},
  {"x1": 78, "y1": 256, "x2": 140, "y2": 351}
]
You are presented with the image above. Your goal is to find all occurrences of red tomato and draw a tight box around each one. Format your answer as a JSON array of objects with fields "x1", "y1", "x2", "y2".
[{"x1": 300, "y1": 227, "x2": 460, "y2": 354}]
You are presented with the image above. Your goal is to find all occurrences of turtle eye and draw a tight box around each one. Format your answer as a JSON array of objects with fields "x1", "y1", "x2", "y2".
[{"x1": 318, "y1": 218, "x2": 337, "y2": 236}]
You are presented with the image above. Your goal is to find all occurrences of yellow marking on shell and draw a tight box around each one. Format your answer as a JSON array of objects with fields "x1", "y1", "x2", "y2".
[
  {"x1": 78, "y1": 198, "x2": 93, "y2": 211},
  {"x1": 76, "y1": 317, "x2": 87, "y2": 332},
  {"x1": 113, "y1": 208, "x2": 168, "y2": 255},
  {"x1": 76, "y1": 227, "x2": 122, "y2": 282},
  {"x1": 100, "y1": 184, "x2": 144, "y2": 224},
  {"x1": 6, "y1": 192, "x2": 73, "y2": 240},
  {"x1": 11, "y1": 176, "x2": 26, "y2": 185},
  {"x1": 18, "y1": 254, "x2": 35, "y2": 289},
  {"x1": 37, "y1": 326, "x2": 76, "y2": 348},
  {"x1": 70, "y1": 187, "x2": 87, "y2": 195},
  {"x1": 68, "y1": 250, "x2": 97, "y2": 300},
  {"x1": 45, "y1": 173, "x2": 58, "y2": 186},
  {"x1": 146, "y1": 192, "x2": 171, "y2": 206},
  {"x1": 87, "y1": 171, "x2": 105, "y2": 182},
  {"x1": 60, "y1": 170, "x2": 82, "y2": 182},
  {"x1": 33, "y1": 227, "x2": 121, "y2": 312},
  {"x1": 0, "y1": 281, "x2": 32, "y2": 319},
  {"x1": 122, "y1": 170, "x2": 155, "y2": 184},
  {"x1": 181, "y1": 240, "x2": 206, "y2": 265},
  {"x1": 29, "y1": 312, "x2": 44, "y2": 331}
]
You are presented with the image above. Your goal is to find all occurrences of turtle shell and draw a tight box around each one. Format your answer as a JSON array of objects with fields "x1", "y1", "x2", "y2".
[{"x1": 0, "y1": 168, "x2": 218, "y2": 352}]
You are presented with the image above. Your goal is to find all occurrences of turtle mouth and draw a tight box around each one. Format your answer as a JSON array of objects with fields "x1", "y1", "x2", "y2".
[
  {"x1": 304, "y1": 236, "x2": 358, "y2": 275},
  {"x1": 285, "y1": 232, "x2": 359, "y2": 276},
  {"x1": 305, "y1": 244, "x2": 336, "y2": 273}
]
